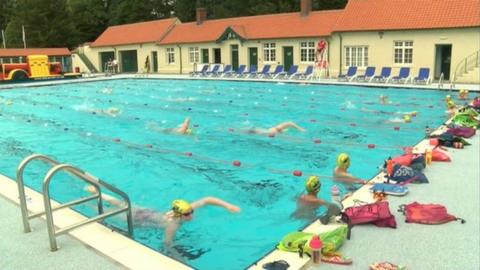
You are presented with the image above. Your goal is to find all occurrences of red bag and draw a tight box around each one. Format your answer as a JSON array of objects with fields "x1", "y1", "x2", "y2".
[
  {"x1": 341, "y1": 200, "x2": 396, "y2": 239},
  {"x1": 398, "y1": 202, "x2": 465, "y2": 225}
]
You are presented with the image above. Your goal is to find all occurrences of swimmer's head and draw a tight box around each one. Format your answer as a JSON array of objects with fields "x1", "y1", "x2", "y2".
[
  {"x1": 305, "y1": 176, "x2": 320, "y2": 193},
  {"x1": 171, "y1": 199, "x2": 193, "y2": 218},
  {"x1": 337, "y1": 153, "x2": 350, "y2": 169},
  {"x1": 107, "y1": 107, "x2": 120, "y2": 114},
  {"x1": 445, "y1": 95, "x2": 452, "y2": 102},
  {"x1": 185, "y1": 128, "x2": 193, "y2": 135},
  {"x1": 403, "y1": 114, "x2": 411, "y2": 123},
  {"x1": 447, "y1": 100, "x2": 456, "y2": 109}
]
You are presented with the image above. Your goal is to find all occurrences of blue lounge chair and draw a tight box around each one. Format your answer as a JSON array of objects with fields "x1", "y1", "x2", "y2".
[
  {"x1": 413, "y1": 68, "x2": 431, "y2": 84},
  {"x1": 291, "y1": 66, "x2": 314, "y2": 80},
  {"x1": 354, "y1": 67, "x2": 376, "y2": 82},
  {"x1": 268, "y1": 65, "x2": 284, "y2": 78},
  {"x1": 243, "y1": 65, "x2": 257, "y2": 78},
  {"x1": 337, "y1": 66, "x2": 357, "y2": 81},
  {"x1": 275, "y1": 65, "x2": 298, "y2": 79},
  {"x1": 190, "y1": 64, "x2": 209, "y2": 77},
  {"x1": 205, "y1": 64, "x2": 221, "y2": 77},
  {"x1": 218, "y1": 65, "x2": 232, "y2": 77},
  {"x1": 372, "y1": 67, "x2": 392, "y2": 82},
  {"x1": 228, "y1": 65, "x2": 246, "y2": 77},
  {"x1": 389, "y1": 67, "x2": 410, "y2": 83},
  {"x1": 255, "y1": 65, "x2": 271, "y2": 78}
]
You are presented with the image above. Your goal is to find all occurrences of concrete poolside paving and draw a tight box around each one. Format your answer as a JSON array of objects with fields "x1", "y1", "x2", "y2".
[
  {"x1": 308, "y1": 135, "x2": 480, "y2": 270},
  {"x1": 0, "y1": 196, "x2": 126, "y2": 270}
]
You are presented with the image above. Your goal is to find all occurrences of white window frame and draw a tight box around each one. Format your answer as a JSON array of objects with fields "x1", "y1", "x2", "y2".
[
  {"x1": 166, "y1": 47, "x2": 175, "y2": 64},
  {"x1": 300, "y1": 41, "x2": 316, "y2": 63},
  {"x1": 393, "y1": 41, "x2": 413, "y2": 65},
  {"x1": 188, "y1": 47, "x2": 199, "y2": 64},
  {"x1": 263, "y1": 43, "x2": 276, "y2": 62},
  {"x1": 344, "y1": 46, "x2": 368, "y2": 67}
]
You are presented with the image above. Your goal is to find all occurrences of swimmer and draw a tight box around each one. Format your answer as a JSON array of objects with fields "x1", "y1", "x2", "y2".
[
  {"x1": 82, "y1": 106, "x2": 121, "y2": 117},
  {"x1": 458, "y1": 89, "x2": 469, "y2": 100},
  {"x1": 446, "y1": 100, "x2": 457, "y2": 117},
  {"x1": 333, "y1": 153, "x2": 368, "y2": 185},
  {"x1": 147, "y1": 117, "x2": 194, "y2": 135},
  {"x1": 246, "y1": 121, "x2": 306, "y2": 136},
  {"x1": 385, "y1": 115, "x2": 411, "y2": 123},
  {"x1": 100, "y1": 88, "x2": 113, "y2": 94},
  {"x1": 379, "y1": 95, "x2": 389, "y2": 104},
  {"x1": 85, "y1": 186, "x2": 240, "y2": 246}
]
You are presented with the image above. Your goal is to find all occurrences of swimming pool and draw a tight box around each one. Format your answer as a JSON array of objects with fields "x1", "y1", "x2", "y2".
[{"x1": 0, "y1": 79, "x2": 447, "y2": 270}]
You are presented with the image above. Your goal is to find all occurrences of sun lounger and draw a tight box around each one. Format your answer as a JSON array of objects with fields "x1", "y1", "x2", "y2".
[
  {"x1": 354, "y1": 66, "x2": 376, "y2": 82},
  {"x1": 388, "y1": 67, "x2": 410, "y2": 84},
  {"x1": 268, "y1": 65, "x2": 284, "y2": 78},
  {"x1": 412, "y1": 68, "x2": 431, "y2": 84},
  {"x1": 205, "y1": 64, "x2": 221, "y2": 77},
  {"x1": 372, "y1": 67, "x2": 392, "y2": 83},
  {"x1": 218, "y1": 65, "x2": 232, "y2": 77},
  {"x1": 224, "y1": 65, "x2": 246, "y2": 77},
  {"x1": 190, "y1": 64, "x2": 209, "y2": 77},
  {"x1": 243, "y1": 65, "x2": 257, "y2": 78},
  {"x1": 274, "y1": 65, "x2": 298, "y2": 79},
  {"x1": 337, "y1": 66, "x2": 357, "y2": 81},
  {"x1": 255, "y1": 65, "x2": 271, "y2": 78},
  {"x1": 291, "y1": 66, "x2": 314, "y2": 80}
]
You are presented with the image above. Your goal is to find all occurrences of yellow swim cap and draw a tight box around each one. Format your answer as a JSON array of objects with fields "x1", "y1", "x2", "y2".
[
  {"x1": 447, "y1": 100, "x2": 455, "y2": 109},
  {"x1": 403, "y1": 114, "x2": 411, "y2": 123},
  {"x1": 337, "y1": 153, "x2": 350, "y2": 169},
  {"x1": 445, "y1": 95, "x2": 451, "y2": 101},
  {"x1": 171, "y1": 199, "x2": 193, "y2": 216},
  {"x1": 305, "y1": 176, "x2": 321, "y2": 193},
  {"x1": 185, "y1": 128, "x2": 193, "y2": 135}
]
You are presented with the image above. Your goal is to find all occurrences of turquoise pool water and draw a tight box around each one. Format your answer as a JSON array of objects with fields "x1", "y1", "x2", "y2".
[{"x1": 0, "y1": 79, "x2": 447, "y2": 269}]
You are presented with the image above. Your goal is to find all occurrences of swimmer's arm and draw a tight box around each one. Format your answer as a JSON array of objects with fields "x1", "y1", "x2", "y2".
[
  {"x1": 163, "y1": 222, "x2": 179, "y2": 246},
  {"x1": 302, "y1": 196, "x2": 327, "y2": 205},
  {"x1": 333, "y1": 172, "x2": 367, "y2": 185},
  {"x1": 85, "y1": 186, "x2": 124, "y2": 206},
  {"x1": 191, "y1": 197, "x2": 241, "y2": 213}
]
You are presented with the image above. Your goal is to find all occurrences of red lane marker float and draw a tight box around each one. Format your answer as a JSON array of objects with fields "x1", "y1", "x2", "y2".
[
  {"x1": 145, "y1": 144, "x2": 153, "y2": 148},
  {"x1": 184, "y1": 152, "x2": 193, "y2": 156},
  {"x1": 113, "y1": 138, "x2": 121, "y2": 142},
  {"x1": 350, "y1": 123, "x2": 357, "y2": 127},
  {"x1": 232, "y1": 160, "x2": 241, "y2": 167},
  {"x1": 313, "y1": 139, "x2": 321, "y2": 144},
  {"x1": 368, "y1": 144, "x2": 376, "y2": 149},
  {"x1": 394, "y1": 126, "x2": 400, "y2": 131},
  {"x1": 293, "y1": 170, "x2": 303, "y2": 177}
]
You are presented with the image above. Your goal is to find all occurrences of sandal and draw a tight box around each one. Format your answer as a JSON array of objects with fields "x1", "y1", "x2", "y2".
[
  {"x1": 262, "y1": 260, "x2": 290, "y2": 270},
  {"x1": 370, "y1": 261, "x2": 407, "y2": 270},
  {"x1": 321, "y1": 254, "x2": 353, "y2": 265}
]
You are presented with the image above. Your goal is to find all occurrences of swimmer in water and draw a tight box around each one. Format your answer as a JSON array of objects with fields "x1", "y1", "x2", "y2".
[
  {"x1": 148, "y1": 117, "x2": 194, "y2": 135},
  {"x1": 333, "y1": 153, "x2": 368, "y2": 185},
  {"x1": 85, "y1": 186, "x2": 240, "y2": 246},
  {"x1": 246, "y1": 121, "x2": 306, "y2": 137},
  {"x1": 292, "y1": 176, "x2": 327, "y2": 220},
  {"x1": 379, "y1": 95, "x2": 389, "y2": 104}
]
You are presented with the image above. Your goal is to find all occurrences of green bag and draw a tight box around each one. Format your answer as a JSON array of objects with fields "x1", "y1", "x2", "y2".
[
  {"x1": 277, "y1": 225, "x2": 348, "y2": 256},
  {"x1": 452, "y1": 113, "x2": 480, "y2": 129}
]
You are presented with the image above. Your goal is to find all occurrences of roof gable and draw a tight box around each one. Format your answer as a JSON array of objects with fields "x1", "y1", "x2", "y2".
[
  {"x1": 159, "y1": 10, "x2": 343, "y2": 45},
  {"x1": 91, "y1": 18, "x2": 178, "y2": 47},
  {"x1": 0, "y1": 48, "x2": 71, "y2": 57},
  {"x1": 334, "y1": 0, "x2": 480, "y2": 32},
  {"x1": 216, "y1": 26, "x2": 246, "y2": 43}
]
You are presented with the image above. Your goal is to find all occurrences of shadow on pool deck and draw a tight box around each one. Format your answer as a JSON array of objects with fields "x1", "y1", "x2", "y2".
[
  {"x1": 309, "y1": 135, "x2": 480, "y2": 270},
  {"x1": 0, "y1": 197, "x2": 127, "y2": 270}
]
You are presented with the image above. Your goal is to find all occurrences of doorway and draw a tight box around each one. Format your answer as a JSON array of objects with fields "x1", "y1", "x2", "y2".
[
  {"x1": 151, "y1": 51, "x2": 158, "y2": 72},
  {"x1": 99, "y1": 51, "x2": 114, "y2": 72},
  {"x1": 283, "y1": 46, "x2": 294, "y2": 71},
  {"x1": 119, "y1": 50, "x2": 138, "y2": 73},
  {"x1": 248, "y1": 47, "x2": 258, "y2": 67},
  {"x1": 231, "y1": 45, "x2": 239, "y2": 70},
  {"x1": 434, "y1": 44, "x2": 452, "y2": 80},
  {"x1": 201, "y1": 49, "x2": 209, "y2": 64},
  {"x1": 213, "y1": 48, "x2": 221, "y2": 64}
]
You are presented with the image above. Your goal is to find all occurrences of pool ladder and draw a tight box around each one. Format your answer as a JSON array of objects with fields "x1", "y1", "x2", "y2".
[{"x1": 16, "y1": 153, "x2": 134, "y2": 251}]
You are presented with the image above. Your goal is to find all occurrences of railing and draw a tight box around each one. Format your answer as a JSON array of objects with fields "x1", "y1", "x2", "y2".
[
  {"x1": 76, "y1": 52, "x2": 98, "y2": 73},
  {"x1": 16, "y1": 154, "x2": 133, "y2": 251},
  {"x1": 452, "y1": 50, "x2": 480, "y2": 84}
]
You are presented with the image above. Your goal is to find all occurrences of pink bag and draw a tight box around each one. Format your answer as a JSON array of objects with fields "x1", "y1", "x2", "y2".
[
  {"x1": 341, "y1": 200, "x2": 396, "y2": 239},
  {"x1": 399, "y1": 202, "x2": 465, "y2": 225}
]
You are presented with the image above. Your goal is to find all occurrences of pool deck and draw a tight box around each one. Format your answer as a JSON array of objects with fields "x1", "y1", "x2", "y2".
[{"x1": 0, "y1": 75, "x2": 479, "y2": 270}]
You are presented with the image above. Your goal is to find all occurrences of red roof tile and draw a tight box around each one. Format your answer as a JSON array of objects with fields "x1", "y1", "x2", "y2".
[
  {"x1": 159, "y1": 10, "x2": 343, "y2": 45},
  {"x1": 0, "y1": 48, "x2": 71, "y2": 57},
  {"x1": 334, "y1": 0, "x2": 480, "y2": 32},
  {"x1": 91, "y1": 18, "x2": 178, "y2": 47}
]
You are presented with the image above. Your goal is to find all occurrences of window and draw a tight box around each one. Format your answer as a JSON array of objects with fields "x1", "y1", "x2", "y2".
[
  {"x1": 263, "y1": 43, "x2": 276, "y2": 62},
  {"x1": 300, "y1": 42, "x2": 316, "y2": 62},
  {"x1": 345, "y1": 46, "x2": 368, "y2": 67},
  {"x1": 188, "y1": 47, "x2": 199, "y2": 64},
  {"x1": 166, "y1": 48, "x2": 175, "y2": 64},
  {"x1": 394, "y1": 41, "x2": 413, "y2": 64}
]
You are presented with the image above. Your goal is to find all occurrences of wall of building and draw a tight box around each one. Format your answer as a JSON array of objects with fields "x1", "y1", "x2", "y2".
[
  {"x1": 158, "y1": 37, "x2": 326, "y2": 74},
  {"x1": 329, "y1": 27, "x2": 480, "y2": 82}
]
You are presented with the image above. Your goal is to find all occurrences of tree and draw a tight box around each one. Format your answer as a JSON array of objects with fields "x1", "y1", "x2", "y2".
[
  {"x1": 69, "y1": 0, "x2": 109, "y2": 44},
  {"x1": 107, "y1": 0, "x2": 174, "y2": 26}
]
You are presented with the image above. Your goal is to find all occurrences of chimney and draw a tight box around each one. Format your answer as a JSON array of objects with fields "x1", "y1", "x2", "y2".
[
  {"x1": 300, "y1": 0, "x2": 312, "y2": 16},
  {"x1": 196, "y1": 8, "x2": 207, "y2": 25}
]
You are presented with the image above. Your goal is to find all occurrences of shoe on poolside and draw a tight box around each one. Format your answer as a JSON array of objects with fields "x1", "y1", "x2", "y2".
[
  {"x1": 370, "y1": 261, "x2": 407, "y2": 270},
  {"x1": 321, "y1": 254, "x2": 353, "y2": 265}
]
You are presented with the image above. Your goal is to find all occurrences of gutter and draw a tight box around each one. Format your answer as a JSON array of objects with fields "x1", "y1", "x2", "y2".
[
  {"x1": 339, "y1": 34, "x2": 343, "y2": 76},
  {"x1": 177, "y1": 45, "x2": 183, "y2": 74}
]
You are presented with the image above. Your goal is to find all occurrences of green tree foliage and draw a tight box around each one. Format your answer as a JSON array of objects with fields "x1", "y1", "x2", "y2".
[
  {"x1": 0, "y1": 0, "x2": 15, "y2": 32},
  {"x1": 107, "y1": 0, "x2": 173, "y2": 26},
  {"x1": 69, "y1": 0, "x2": 109, "y2": 44}
]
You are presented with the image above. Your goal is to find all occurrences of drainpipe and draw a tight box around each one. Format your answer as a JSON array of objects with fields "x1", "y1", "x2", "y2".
[
  {"x1": 177, "y1": 45, "x2": 183, "y2": 74},
  {"x1": 338, "y1": 34, "x2": 343, "y2": 76}
]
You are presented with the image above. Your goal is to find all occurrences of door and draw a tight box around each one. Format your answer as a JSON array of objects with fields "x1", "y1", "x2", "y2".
[
  {"x1": 248, "y1": 47, "x2": 258, "y2": 67},
  {"x1": 283, "y1": 47, "x2": 294, "y2": 71},
  {"x1": 100, "y1": 51, "x2": 114, "y2": 72},
  {"x1": 201, "y1": 49, "x2": 209, "y2": 64},
  {"x1": 434, "y1": 44, "x2": 452, "y2": 80},
  {"x1": 151, "y1": 51, "x2": 158, "y2": 72},
  {"x1": 119, "y1": 50, "x2": 138, "y2": 73},
  {"x1": 213, "y1": 48, "x2": 221, "y2": 64},
  {"x1": 231, "y1": 45, "x2": 239, "y2": 70}
]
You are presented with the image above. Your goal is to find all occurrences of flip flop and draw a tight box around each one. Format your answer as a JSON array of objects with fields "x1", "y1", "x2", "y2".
[
  {"x1": 370, "y1": 261, "x2": 407, "y2": 270},
  {"x1": 370, "y1": 183, "x2": 408, "y2": 196},
  {"x1": 321, "y1": 254, "x2": 353, "y2": 265}
]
